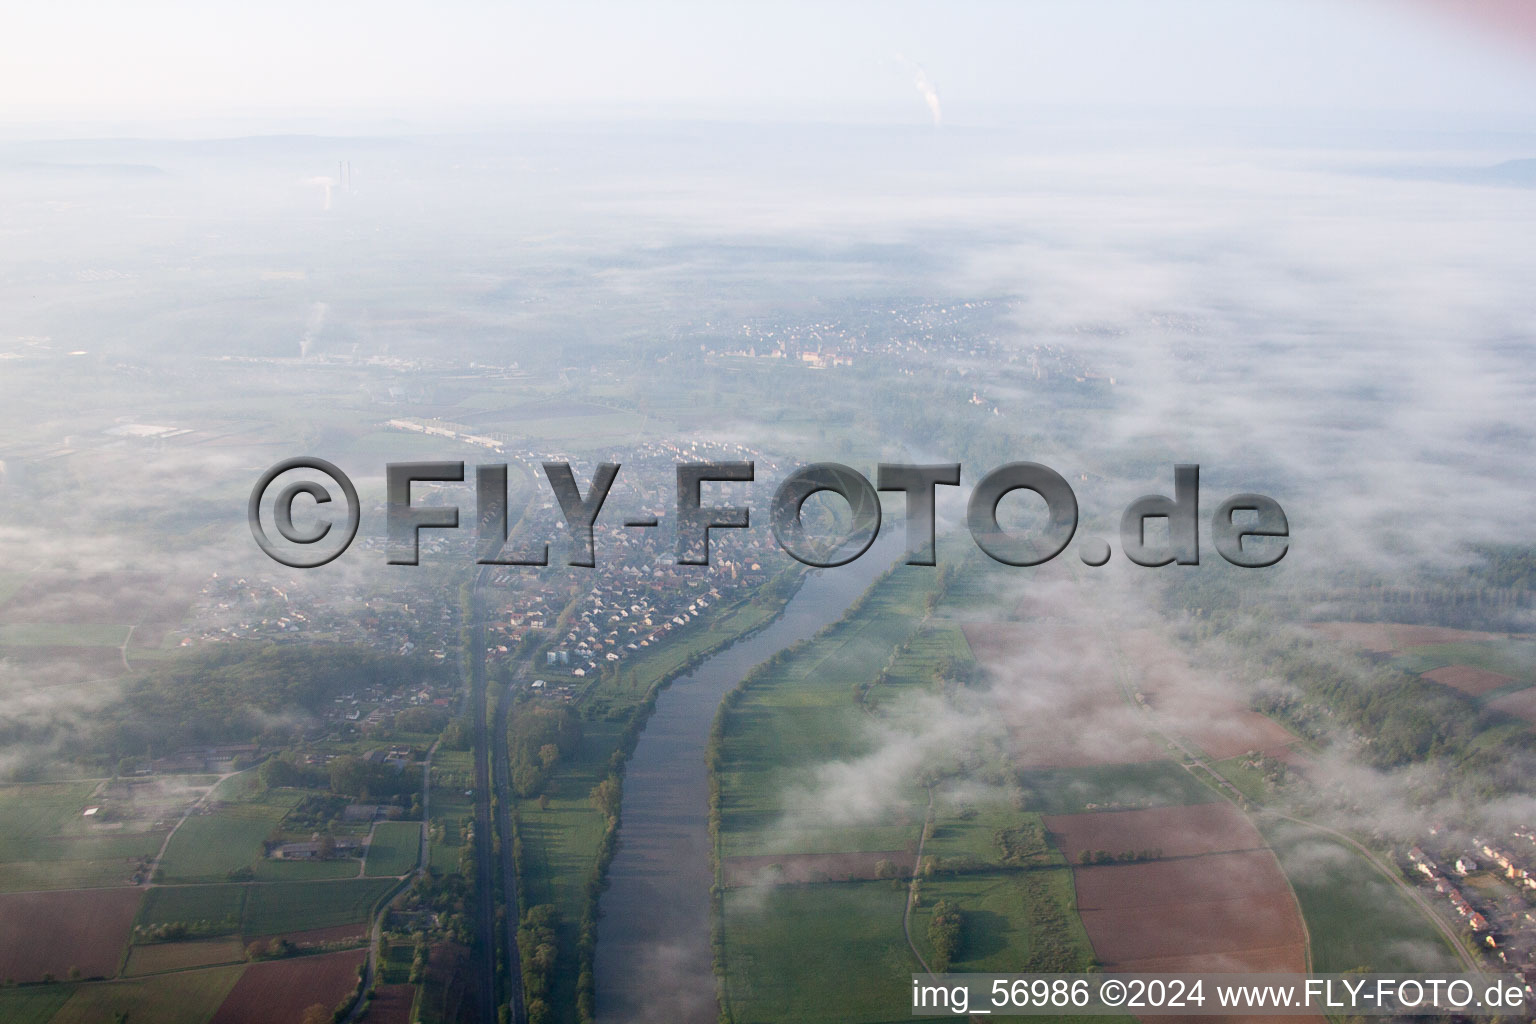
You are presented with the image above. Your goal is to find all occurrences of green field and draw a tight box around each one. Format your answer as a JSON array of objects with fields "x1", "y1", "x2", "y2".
[
  {"x1": 714, "y1": 563, "x2": 1091, "y2": 1023},
  {"x1": 910, "y1": 867, "x2": 1097, "y2": 973},
  {"x1": 1211, "y1": 756, "x2": 1276, "y2": 803},
  {"x1": 0, "y1": 985, "x2": 75, "y2": 1024},
  {"x1": 0, "y1": 782, "x2": 169, "y2": 891},
  {"x1": 137, "y1": 884, "x2": 247, "y2": 934},
  {"x1": 0, "y1": 623, "x2": 133, "y2": 647},
  {"x1": 1013, "y1": 762, "x2": 1217, "y2": 816},
  {"x1": 1393, "y1": 639, "x2": 1536, "y2": 700},
  {"x1": 0, "y1": 859, "x2": 149, "y2": 892},
  {"x1": 717, "y1": 565, "x2": 945, "y2": 861},
  {"x1": 157, "y1": 792, "x2": 299, "y2": 883},
  {"x1": 721, "y1": 880, "x2": 917, "y2": 1024},
  {"x1": 48, "y1": 964, "x2": 244, "y2": 1024},
  {"x1": 364, "y1": 821, "x2": 423, "y2": 877},
  {"x1": 241, "y1": 877, "x2": 397, "y2": 937},
  {"x1": 251, "y1": 857, "x2": 361, "y2": 881},
  {"x1": 1264, "y1": 820, "x2": 1461, "y2": 973},
  {"x1": 0, "y1": 782, "x2": 103, "y2": 856}
]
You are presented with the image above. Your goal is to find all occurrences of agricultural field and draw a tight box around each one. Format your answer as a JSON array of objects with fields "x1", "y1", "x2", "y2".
[
  {"x1": 1043, "y1": 802, "x2": 1267, "y2": 862},
  {"x1": 209, "y1": 948, "x2": 365, "y2": 1024},
  {"x1": 960, "y1": 620, "x2": 1166, "y2": 768},
  {"x1": 716, "y1": 566, "x2": 945, "y2": 861},
  {"x1": 123, "y1": 937, "x2": 248, "y2": 976},
  {"x1": 910, "y1": 866, "x2": 1098, "y2": 974},
  {"x1": 720, "y1": 880, "x2": 915, "y2": 1024},
  {"x1": 1263, "y1": 821, "x2": 1461, "y2": 973},
  {"x1": 1014, "y1": 762, "x2": 1216, "y2": 816},
  {"x1": 250, "y1": 856, "x2": 361, "y2": 881},
  {"x1": 411, "y1": 942, "x2": 477, "y2": 1024},
  {"x1": 1068, "y1": 850, "x2": 1307, "y2": 972},
  {"x1": 714, "y1": 564, "x2": 1116, "y2": 1022},
  {"x1": 48, "y1": 965, "x2": 245, "y2": 1024},
  {"x1": 1120, "y1": 629, "x2": 1303, "y2": 762},
  {"x1": 156, "y1": 791, "x2": 300, "y2": 883},
  {"x1": 0, "y1": 623, "x2": 133, "y2": 647},
  {"x1": 0, "y1": 888, "x2": 142, "y2": 983},
  {"x1": 427, "y1": 767, "x2": 474, "y2": 877},
  {"x1": 1422, "y1": 664, "x2": 1518, "y2": 697},
  {"x1": 360, "y1": 984, "x2": 417, "y2": 1024},
  {"x1": 1312, "y1": 622, "x2": 1513, "y2": 655},
  {"x1": 364, "y1": 820, "x2": 423, "y2": 876},
  {"x1": 0, "y1": 776, "x2": 238, "y2": 892},
  {"x1": 136, "y1": 883, "x2": 246, "y2": 934},
  {"x1": 1488, "y1": 686, "x2": 1536, "y2": 725},
  {"x1": 0, "y1": 984, "x2": 75, "y2": 1024},
  {"x1": 240, "y1": 878, "x2": 397, "y2": 938}
]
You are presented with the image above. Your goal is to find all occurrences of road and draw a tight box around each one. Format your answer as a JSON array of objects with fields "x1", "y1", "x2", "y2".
[
  {"x1": 468, "y1": 575, "x2": 501, "y2": 1024},
  {"x1": 143, "y1": 765, "x2": 253, "y2": 884},
  {"x1": 468, "y1": 568, "x2": 526, "y2": 1024},
  {"x1": 342, "y1": 725, "x2": 440, "y2": 1024},
  {"x1": 901, "y1": 788, "x2": 936, "y2": 973},
  {"x1": 491, "y1": 672, "x2": 527, "y2": 1024}
]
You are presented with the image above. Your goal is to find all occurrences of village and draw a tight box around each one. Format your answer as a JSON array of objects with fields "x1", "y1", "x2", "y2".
[{"x1": 1405, "y1": 825, "x2": 1536, "y2": 996}]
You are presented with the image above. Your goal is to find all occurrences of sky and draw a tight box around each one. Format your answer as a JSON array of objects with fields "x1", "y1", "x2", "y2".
[{"x1": 4, "y1": 0, "x2": 1536, "y2": 129}]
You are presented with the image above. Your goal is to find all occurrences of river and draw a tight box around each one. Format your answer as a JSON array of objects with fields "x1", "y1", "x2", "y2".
[{"x1": 594, "y1": 534, "x2": 902, "y2": 1023}]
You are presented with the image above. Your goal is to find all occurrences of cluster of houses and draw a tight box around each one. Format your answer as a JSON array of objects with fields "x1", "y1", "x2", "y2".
[
  {"x1": 694, "y1": 299, "x2": 1000, "y2": 365},
  {"x1": 181, "y1": 575, "x2": 454, "y2": 662},
  {"x1": 485, "y1": 444, "x2": 786, "y2": 684},
  {"x1": 326, "y1": 683, "x2": 454, "y2": 728},
  {"x1": 689, "y1": 299, "x2": 1102, "y2": 392},
  {"x1": 1407, "y1": 829, "x2": 1536, "y2": 988}
]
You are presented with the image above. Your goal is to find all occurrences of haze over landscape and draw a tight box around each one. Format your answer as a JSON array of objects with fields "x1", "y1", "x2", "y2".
[{"x1": 3, "y1": 3, "x2": 1536, "y2": 1023}]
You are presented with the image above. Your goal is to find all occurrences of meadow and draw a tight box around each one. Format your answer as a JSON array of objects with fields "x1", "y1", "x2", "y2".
[
  {"x1": 1263, "y1": 821, "x2": 1461, "y2": 973},
  {"x1": 240, "y1": 877, "x2": 398, "y2": 937},
  {"x1": 156, "y1": 792, "x2": 299, "y2": 883},
  {"x1": 364, "y1": 821, "x2": 424, "y2": 877},
  {"x1": 47, "y1": 964, "x2": 245, "y2": 1024}
]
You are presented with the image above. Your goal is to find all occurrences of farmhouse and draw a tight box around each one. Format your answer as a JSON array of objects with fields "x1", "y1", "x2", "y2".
[{"x1": 272, "y1": 838, "x2": 362, "y2": 860}]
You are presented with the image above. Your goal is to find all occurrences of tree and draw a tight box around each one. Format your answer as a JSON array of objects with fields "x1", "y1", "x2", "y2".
[
  {"x1": 300, "y1": 1005, "x2": 330, "y2": 1024},
  {"x1": 926, "y1": 899, "x2": 965, "y2": 973},
  {"x1": 590, "y1": 776, "x2": 621, "y2": 821},
  {"x1": 261, "y1": 756, "x2": 301, "y2": 790}
]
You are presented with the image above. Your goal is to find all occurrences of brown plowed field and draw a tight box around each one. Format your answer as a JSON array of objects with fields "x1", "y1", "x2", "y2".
[
  {"x1": 1044, "y1": 802, "x2": 1265, "y2": 862},
  {"x1": 1422, "y1": 664, "x2": 1516, "y2": 696},
  {"x1": 210, "y1": 947, "x2": 366, "y2": 1024},
  {"x1": 1123, "y1": 630, "x2": 1299, "y2": 761},
  {"x1": 1071, "y1": 849, "x2": 1306, "y2": 970},
  {"x1": 360, "y1": 984, "x2": 415, "y2": 1024},
  {"x1": 1312, "y1": 621, "x2": 1511, "y2": 654},
  {"x1": 0, "y1": 887, "x2": 142, "y2": 982},
  {"x1": 1489, "y1": 687, "x2": 1536, "y2": 725}
]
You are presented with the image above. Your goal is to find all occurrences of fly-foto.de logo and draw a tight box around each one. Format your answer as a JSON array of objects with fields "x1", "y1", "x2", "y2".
[{"x1": 248, "y1": 459, "x2": 1287, "y2": 572}]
